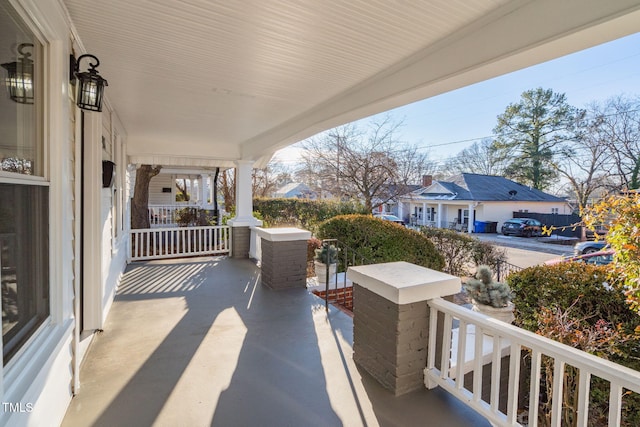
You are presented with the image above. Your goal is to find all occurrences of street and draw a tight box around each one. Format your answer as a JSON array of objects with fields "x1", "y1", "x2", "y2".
[{"x1": 474, "y1": 233, "x2": 576, "y2": 268}]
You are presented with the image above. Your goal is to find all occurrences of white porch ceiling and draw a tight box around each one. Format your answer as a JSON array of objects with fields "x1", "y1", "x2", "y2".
[{"x1": 62, "y1": 0, "x2": 640, "y2": 168}]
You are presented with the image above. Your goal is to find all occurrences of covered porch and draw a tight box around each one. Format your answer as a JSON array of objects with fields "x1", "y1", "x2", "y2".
[{"x1": 62, "y1": 257, "x2": 487, "y2": 427}]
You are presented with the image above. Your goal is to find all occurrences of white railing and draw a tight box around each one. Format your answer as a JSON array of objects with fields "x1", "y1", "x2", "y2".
[
  {"x1": 425, "y1": 298, "x2": 640, "y2": 427},
  {"x1": 129, "y1": 225, "x2": 231, "y2": 262},
  {"x1": 148, "y1": 204, "x2": 200, "y2": 227}
]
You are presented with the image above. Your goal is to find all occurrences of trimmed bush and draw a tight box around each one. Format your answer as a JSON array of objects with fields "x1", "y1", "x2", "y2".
[
  {"x1": 316, "y1": 215, "x2": 444, "y2": 271},
  {"x1": 508, "y1": 263, "x2": 640, "y2": 426},
  {"x1": 508, "y1": 263, "x2": 638, "y2": 335},
  {"x1": 253, "y1": 198, "x2": 369, "y2": 233}
]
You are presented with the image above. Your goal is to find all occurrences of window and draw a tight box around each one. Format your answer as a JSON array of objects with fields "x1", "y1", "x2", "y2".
[
  {"x1": 0, "y1": 1, "x2": 48, "y2": 365},
  {"x1": 551, "y1": 207, "x2": 559, "y2": 214}
]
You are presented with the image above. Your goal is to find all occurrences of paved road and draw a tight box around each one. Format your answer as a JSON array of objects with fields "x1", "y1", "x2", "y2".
[{"x1": 473, "y1": 233, "x2": 576, "y2": 268}]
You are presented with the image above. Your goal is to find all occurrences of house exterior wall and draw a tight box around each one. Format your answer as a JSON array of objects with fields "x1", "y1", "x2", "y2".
[
  {"x1": 402, "y1": 200, "x2": 570, "y2": 230},
  {"x1": 0, "y1": 1, "x2": 129, "y2": 426},
  {"x1": 149, "y1": 174, "x2": 175, "y2": 204},
  {"x1": 479, "y1": 201, "x2": 571, "y2": 230}
]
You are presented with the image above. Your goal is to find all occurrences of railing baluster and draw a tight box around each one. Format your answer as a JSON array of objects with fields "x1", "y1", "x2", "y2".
[
  {"x1": 608, "y1": 383, "x2": 623, "y2": 427},
  {"x1": 490, "y1": 334, "x2": 501, "y2": 413},
  {"x1": 427, "y1": 306, "x2": 438, "y2": 370},
  {"x1": 473, "y1": 324, "x2": 483, "y2": 402},
  {"x1": 550, "y1": 358, "x2": 565, "y2": 427},
  {"x1": 529, "y1": 349, "x2": 542, "y2": 426},
  {"x1": 576, "y1": 370, "x2": 591, "y2": 427},
  {"x1": 506, "y1": 343, "x2": 521, "y2": 425},
  {"x1": 440, "y1": 313, "x2": 453, "y2": 380},
  {"x1": 455, "y1": 320, "x2": 467, "y2": 389}
]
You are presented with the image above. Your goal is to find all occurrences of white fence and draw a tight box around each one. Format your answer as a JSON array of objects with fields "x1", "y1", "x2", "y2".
[
  {"x1": 425, "y1": 298, "x2": 640, "y2": 427},
  {"x1": 129, "y1": 225, "x2": 231, "y2": 262}
]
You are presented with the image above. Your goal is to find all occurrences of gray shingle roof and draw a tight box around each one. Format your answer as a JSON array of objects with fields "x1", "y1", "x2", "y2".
[{"x1": 415, "y1": 174, "x2": 565, "y2": 202}]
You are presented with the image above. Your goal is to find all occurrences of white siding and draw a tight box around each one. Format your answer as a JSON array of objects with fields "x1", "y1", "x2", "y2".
[{"x1": 149, "y1": 174, "x2": 175, "y2": 204}]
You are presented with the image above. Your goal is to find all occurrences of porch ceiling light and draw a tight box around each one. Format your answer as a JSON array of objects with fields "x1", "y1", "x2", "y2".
[
  {"x1": 72, "y1": 54, "x2": 108, "y2": 112},
  {"x1": 1, "y1": 43, "x2": 34, "y2": 104}
]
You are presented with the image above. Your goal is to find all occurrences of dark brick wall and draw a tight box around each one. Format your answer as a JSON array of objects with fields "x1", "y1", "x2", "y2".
[
  {"x1": 260, "y1": 239, "x2": 307, "y2": 290},
  {"x1": 353, "y1": 284, "x2": 429, "y2": 396},
  {"x1": 231, "y1": 226, "x2": 250, "y2": 258}
]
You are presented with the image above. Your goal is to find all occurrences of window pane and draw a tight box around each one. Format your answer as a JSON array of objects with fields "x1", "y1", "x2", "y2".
[
  {"x1": 0, "y1": 1, "x2": 43, "y2": 176},
  {"x1": 0, "y1": 183, "x2": 49, "y2": 364}
]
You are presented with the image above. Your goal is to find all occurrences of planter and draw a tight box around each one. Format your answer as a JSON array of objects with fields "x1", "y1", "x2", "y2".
[
  {"x1": 314, "y1": 261, "x2": 337, "y2": 284},
  {"x1": 472, "y1": 300, "x2": 515, "y2": 324}
]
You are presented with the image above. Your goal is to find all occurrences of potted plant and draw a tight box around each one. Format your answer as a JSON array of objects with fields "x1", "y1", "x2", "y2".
[
  {"x1": 314, "y1": 244, "x2": 339, "y2": 284},
  {"x1": 463, "y1": 265, "x2": 515, "y2": 323}
]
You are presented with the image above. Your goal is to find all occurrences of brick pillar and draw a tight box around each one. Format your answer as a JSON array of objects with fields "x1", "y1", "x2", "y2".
[
  {"x1": 254, "y1": 227, "x2": 311, "y2": 290},
  {"x1": 347, "y1": 262, "x2": 460, "y2": 396},
  {"x1": 231, "y1": 225, "x2": 251, "y2": 258}
]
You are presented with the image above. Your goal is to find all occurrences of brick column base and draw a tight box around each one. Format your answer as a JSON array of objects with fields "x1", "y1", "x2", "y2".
[
  {"x1": 353, "y1": 284, "x2": 429, "y2": 396},
  {"x1": 231, "y1": 226, "x2": 250, "y2": 258},
  {"x1": 260, "y1": 239, "x2": 307, "y2": 290}
]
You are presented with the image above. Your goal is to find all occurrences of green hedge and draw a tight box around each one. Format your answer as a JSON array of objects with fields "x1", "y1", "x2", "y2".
[
  {"x1": 253, "y1": 198, "x2": 369, "y2": 232},
  {"x1": 316, "y1": 215, "x2": 445, "y2": 271},
  {"x1": 508, "y1": 263, "x2": 638, "y2": 335},
  {"x1": 508, "y1": 263, "x2": 640, "y2": 426}
]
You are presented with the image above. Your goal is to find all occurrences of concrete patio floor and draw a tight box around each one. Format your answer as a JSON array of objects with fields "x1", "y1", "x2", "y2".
[{"x1": 62, "y1": 257, "x2": 490, "y2": 427}]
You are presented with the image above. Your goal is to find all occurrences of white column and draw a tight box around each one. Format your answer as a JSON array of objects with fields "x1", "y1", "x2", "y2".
[
  {"x1": 230, "y1": 160, "x2": 262, "y2": 226},
  {"x1": 437, "y1": 203, "x2": 443, "y2": 228},
  {"x1": 397, "y1": 202, "x2": 403, "y2": 221},
  {"x1": 200, "y1": 174, "x2": 209, "y2": 208},
  {"x1": 468, "y1": 202, "x2": 474, "y2": 233},
  {"x1": 422, "y1": 202, "x2": 426, "y2": 225}
]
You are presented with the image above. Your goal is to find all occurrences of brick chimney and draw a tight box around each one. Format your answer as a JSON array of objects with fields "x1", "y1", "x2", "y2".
[{"x1": 422, "y1": 175, "x2": 433, "y2": 187}]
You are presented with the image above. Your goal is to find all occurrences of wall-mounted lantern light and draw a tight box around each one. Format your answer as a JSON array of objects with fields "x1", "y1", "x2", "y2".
[
  {"x1": 71, "y1": 54, "x2": 108, "y2": 112},
  {"x1": 1, "y1": 43, "x2": 34, "y2": 104}
]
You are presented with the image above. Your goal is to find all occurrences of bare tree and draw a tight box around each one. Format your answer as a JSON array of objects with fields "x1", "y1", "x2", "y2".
[
  {"x1": 587, "y1": 95, "x2": 640, "y2": 191},
  {"x1": 252, "y1": 159, "x2": 292, "y2": 197},
  {"x1": 220, "y1": 168, "x2": 235, "y2": 212},
  {"x1": 300, "y1": 115, "x2": 434, "y2": 211},
  {"x1": 131, "y1": 164, "x2": 162, "y2": 229},
  {"x1": 175, "y1": 178, "x2": 190, "y2": 201},
  {"x1": 442, "y1": 138, "x2": 510, "y2": 176},
  {"x1": 551, "y1": 115, "x2": 611, "y2": 211}
]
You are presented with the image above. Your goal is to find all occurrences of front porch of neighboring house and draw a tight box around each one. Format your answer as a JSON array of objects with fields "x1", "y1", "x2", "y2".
[
  {"x1": 398, "y1": 200, "x2": 477, "y2": 233},
  {"x1": 146, "y1": 168, "x2": 223, "y2": 227}
]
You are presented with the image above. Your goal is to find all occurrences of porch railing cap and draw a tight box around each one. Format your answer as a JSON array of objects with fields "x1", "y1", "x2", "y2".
[{"x1": 347, "y1": 261, "x2": 460, "y2": 304}]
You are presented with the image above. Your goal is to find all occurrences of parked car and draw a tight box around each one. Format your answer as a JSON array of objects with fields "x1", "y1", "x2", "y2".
[
  {"x1": 545, "y1": 249, "x2": 614, "y2": 266},
  {"x1": 501, "y1": 218, "x2": 543, "y2": 237},
  {"x1": 374, "y1": 214, "x2": 405, "y2": 226},
  {"x1": 574, "y1": 240, "x2": 608, "y2": 256}
]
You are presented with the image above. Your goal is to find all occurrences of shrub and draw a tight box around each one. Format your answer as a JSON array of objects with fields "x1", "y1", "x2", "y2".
[
  {"x1": 463, "y1": 265, "x2": 512, "y2": 308},
  {"x1": 507, "y1": 263, "x2": 638, "y2": 335},
  {"x1": 508, "y1": 263, "x2": 640, "y2": 426},
  {"x1": 316, "y1": 215, "x2": 444, "y2": 271},
  {"x1": 253, "y1": 198, "x2": 369, "y2": 233},
  {"x1": 307, "y1": 237, "x2": 322, "y2": 278},
  {"x1": 420, "y1": 227, "x2": 507, "y2": 276}
]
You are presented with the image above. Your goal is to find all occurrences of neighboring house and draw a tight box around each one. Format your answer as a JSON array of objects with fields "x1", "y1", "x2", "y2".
[
  {"x1": 273, "y1": 182, "x2": 316, "y2": 199},
  {"x1": 396, "y1": 174, "x2": 571, "y2": 233},
  {"x1": 372, "y1": 184, "x2": 422, "y2": 214}
]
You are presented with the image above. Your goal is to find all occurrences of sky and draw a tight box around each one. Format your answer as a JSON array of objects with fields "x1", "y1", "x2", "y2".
[{"x1": 274, "y1": 31, "x2": 640, "y2": 170}]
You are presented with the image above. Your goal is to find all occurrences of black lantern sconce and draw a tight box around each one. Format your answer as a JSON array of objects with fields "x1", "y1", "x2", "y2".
[
  {"x1": 1, "y1": 43, "x2": 34, "y2": 104},
  {"x1": 71, "y1": 54, "x2": 108, "y2": 112}
]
